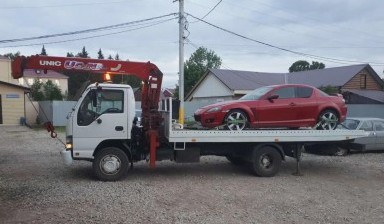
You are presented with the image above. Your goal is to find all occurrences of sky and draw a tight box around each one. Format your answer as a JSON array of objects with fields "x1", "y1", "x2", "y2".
[{"x1": 1, "y1": 0, "x2": 384, "y2": 89}]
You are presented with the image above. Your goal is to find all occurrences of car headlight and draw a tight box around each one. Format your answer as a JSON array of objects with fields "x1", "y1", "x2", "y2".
[{"x1": 207, "y1": 107, "x2": 222, "y2": 113}]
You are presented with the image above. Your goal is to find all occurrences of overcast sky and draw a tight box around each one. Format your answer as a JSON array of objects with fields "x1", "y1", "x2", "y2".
[{"x1": 1, "y1": 0, "x2": 384, "y2": 88}]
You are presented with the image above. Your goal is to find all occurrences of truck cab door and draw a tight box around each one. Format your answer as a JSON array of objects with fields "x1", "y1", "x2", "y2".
[{"x1": 72, "y1": 88, "x2": 129, "y2": 159}]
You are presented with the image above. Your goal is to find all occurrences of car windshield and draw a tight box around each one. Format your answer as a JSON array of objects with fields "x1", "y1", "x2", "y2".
[
  {"x1": 240, "y1": 86, "x2": 274, "y2": 100},
  {"x1": 340, "y1": 119, "x2": 360, "y2": 130}
]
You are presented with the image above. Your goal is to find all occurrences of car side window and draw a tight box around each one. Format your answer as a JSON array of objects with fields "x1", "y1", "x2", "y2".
[
  {"x1": 359, "y1": 121, "x2": 373, "y2": 131},
  {"x1": 296, "y1": 87, "x2": 313, "y2": 98},
  {"x1": 271, "y1": 87, "x2": 295, "y2": 99},
  {"x1": 374, "y1": 121, "x2": 384, "y2": 131}
]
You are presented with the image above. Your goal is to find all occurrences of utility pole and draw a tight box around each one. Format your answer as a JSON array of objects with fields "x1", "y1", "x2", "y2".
[{"x1": 178, "y1": 0, "x2": 185, "y2": 125}]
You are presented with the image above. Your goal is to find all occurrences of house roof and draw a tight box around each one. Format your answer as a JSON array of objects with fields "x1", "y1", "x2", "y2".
[
  {"x1": 209, "y1": 68, "x2": 286, "y2": 91},
  {"x1": 0, "y1": 80, "x2": 30, "y2": 91},
  {"x1": 287, "y1": 64, "x2": 381, "y2": 87},
  {"x1": 0, "y1": 55, "x2": 10, "y2": 60},
  {"x1": 23, "y1": 69, "x2": 68, "y2": 79},
  {"x1": 345, "y1": 89, "x2": 384, "y2": 103}
]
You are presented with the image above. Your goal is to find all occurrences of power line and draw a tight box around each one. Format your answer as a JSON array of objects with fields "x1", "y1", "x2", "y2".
[
  {"x1": 191, "y1": 0, "x2": 222, "y2": 23},
  {"x1": 0, "y1": 0, "x2": 133, "y2": 9},
  {"x1": 0, "y1": 18, "x2": 177, "y2": 48},
  {"x1": 0, "y1": 13, "x2": 177, "y2": 44},
  {"x1": 186, "y1": 13, "x2": 384, "y2": 66}
]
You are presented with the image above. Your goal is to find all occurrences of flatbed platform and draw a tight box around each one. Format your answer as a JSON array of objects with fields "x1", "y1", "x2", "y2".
[{"x1": 167, "y1": 128, "x2": 367, "y2": 143}]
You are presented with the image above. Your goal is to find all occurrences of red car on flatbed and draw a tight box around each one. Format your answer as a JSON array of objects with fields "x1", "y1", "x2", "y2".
[{"x1": 194, "y1": 84, "x2": 347, "y2": 131}]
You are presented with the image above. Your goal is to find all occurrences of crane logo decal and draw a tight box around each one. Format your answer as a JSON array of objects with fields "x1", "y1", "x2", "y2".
[
  {"x1": 64, "y1": 60, "x2": 105, "y2": 71},
  {"x1": 39, "y1": 60, "x2": 61, "y2": 66},
  {"x1": 110, "y1": 64, "x2": 122, "y2": 72}
]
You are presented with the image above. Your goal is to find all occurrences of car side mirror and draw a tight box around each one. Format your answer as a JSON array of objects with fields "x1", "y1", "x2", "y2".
[{"x1": 268, "y1": 94, "x2": 279, "y2": 101}]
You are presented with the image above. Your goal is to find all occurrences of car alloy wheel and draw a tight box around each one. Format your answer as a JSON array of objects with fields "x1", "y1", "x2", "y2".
[
  {"x1": 224, "y1": 110, "x2": 248, "y2": 131},
  {"x1": 316, "y1": 110, "x2": 339, "y2": 130}
]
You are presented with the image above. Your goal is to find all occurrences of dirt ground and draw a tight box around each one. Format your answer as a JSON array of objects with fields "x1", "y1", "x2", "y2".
[{"x1": 0, "y1": 126, "x2": 383, "y2": 224}]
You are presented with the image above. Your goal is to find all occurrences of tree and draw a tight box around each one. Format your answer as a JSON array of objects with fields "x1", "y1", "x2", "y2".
[
  {"x1": 43, "y1": 80, "x2": 63, "y2": 100},
  {"x1": 40, "y1": 45, "x2": 47, "y2": 55},
  {"x1": 97, "y1": 49, "x2": 104, "y2": 59},
  {"x1": 289, "y1": 60, "x2": 325, "y2": 72},
  {"x1": 319, "y1": 85, "x2": 339, "y2": 95},
  {"x1": 30, "y1": 79, "x2": 44, "y2": 101},
  {"x1": 30, "y1": 79, "x2": 63, "y2": 101},
  {"x1": 180, "y1": 47, "x2": 222, "y2": 97},
  {"x1": 4, "y1": 51, "x2": 20, "y2": 60},
  {"x1": 76, "y1": 46, "x2": 89, "y2": 58},
  {"x1": 114, "y1": 53, "x2": 120, "y2": 60},
  {"x1": 66, "y1": 52, "x2": 74, "y2": 57},
  {"x1": 107, "y1": 54, "x2": 113, "y2": 60}
]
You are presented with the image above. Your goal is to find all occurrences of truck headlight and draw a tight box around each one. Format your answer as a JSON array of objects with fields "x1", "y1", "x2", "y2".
[{"x1": 66, "y1": 136, "x2": 73, "y2": 150}]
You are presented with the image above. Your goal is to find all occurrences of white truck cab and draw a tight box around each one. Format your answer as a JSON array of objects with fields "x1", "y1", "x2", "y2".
[{"x1": 66, "y1": 83, "x2": 136, "y2": 160}]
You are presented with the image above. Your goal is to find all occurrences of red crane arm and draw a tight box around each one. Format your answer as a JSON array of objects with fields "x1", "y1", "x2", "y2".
[{"x1": 11, "y1": 55, "x2": 163, "y2": 129}]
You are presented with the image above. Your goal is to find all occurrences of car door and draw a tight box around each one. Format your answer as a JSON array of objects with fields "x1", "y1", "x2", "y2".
[
  {"x1": 256, "y1": 86, "x2": 298, "y2": 127},
  {"x1": 373, "y1": 120, "x2": 384, "y2": 150},
  {"x1": 355, "y1": 120, "x2": 375, "y2": 151},
  {"x1": 294, "y1": 86, "x2": 318, "y2": 124}
]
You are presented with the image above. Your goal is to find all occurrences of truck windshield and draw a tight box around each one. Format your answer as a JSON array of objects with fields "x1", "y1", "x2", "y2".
[{"x1": 77, "y1": 89, "x2": 124, "y2": 126}]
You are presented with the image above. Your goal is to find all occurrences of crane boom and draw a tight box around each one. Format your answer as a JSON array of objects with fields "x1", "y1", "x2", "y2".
[{"x1": 11, "y1": 55, "x2": 164, "y2": 131}]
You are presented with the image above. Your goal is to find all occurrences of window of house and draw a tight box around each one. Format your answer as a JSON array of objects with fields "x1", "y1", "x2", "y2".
[
  {"x1": 28, "y1": 78, "x2": 34, "y2": 85},
  {"x1": 360, "y1": 74, "x2": 367, "y2": 89},
  {"x1": 55, "y1": 79, "x2": 60, "y2": 86}
]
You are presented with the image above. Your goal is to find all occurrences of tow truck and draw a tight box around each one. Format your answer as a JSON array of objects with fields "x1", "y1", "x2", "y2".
[{"x1": 12, "y1": 55, "x2": 367, "y2": 181}]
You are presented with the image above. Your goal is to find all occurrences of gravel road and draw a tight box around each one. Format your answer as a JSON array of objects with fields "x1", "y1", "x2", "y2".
[{"x1": 0, "y1": 126, "x2": 384, "y2": 224}]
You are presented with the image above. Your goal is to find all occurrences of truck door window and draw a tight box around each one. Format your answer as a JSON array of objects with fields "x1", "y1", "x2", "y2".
[{"x1": 78, "y1": 89, "x2": 124, "y2": 126}]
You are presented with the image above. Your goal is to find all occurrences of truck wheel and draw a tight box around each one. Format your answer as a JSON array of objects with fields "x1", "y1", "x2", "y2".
[
  {"x1": 250, "y1": 146, "x2": 282, "y2": 177},
  {"x1": 93, "y1": 147, "x2": 129, "y2": 181},
  {"x1": 333, "y1": 147, "x2": 349, "y2": 156},
  {"x1": 226, "y1": 155, "x2": 245, "y2": 166}
]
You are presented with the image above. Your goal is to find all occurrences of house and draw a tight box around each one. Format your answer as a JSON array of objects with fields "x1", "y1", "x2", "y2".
[
  {"x1": 0, "y1": 81, "x2": 30, "y2": 125},
  {"x1": 19, "y1": 69, "x2": 69, "y2": 95},
  {"x1": 0, "y1": 56, "x2": 18, "y2": 85},
  {"x1": 186, "y1": 64, "x2": 384, "y2": 104}
]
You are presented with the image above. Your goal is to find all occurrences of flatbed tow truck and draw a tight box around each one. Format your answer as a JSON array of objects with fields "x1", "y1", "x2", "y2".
[{"x1": 12, "y1": 55, "x2": 367, "y2": 181}]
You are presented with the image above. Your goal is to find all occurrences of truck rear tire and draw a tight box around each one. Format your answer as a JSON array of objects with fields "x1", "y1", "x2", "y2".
[
  {"x1": 93, "y1": 147, "x2": 129, "y2": 181},
  {"x1": 250, "y1": 146, "x2": 282, "y2": 177}
]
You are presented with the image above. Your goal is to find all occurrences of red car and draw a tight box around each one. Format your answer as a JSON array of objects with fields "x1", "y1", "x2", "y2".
[{"x1": 194, "y1": 84, "x2": 347, "y2": 130}]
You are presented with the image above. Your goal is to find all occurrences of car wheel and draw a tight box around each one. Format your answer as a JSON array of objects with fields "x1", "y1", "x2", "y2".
[
  {"x1": 93, "y1": 147, "x2": 129, "y2": 181},
  {"x1": 316, "y1": 110, "x2": 339, "y2": 130},
  {"x1": 224, "y1": 110, "x2": 248, "y2": 131}
]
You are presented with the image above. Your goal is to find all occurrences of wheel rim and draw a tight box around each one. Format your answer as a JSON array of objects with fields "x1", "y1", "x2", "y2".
[
  {"x1": 259, "y1": 154, "x2": 272, "y2": 169},
  {"x1": 226, "y1": 111, "x2": 247, "y2": 130},
  {"x1": 318, "y1": 111, "x2": 338, "y2": 130},
  {"x1": 100, "y1": 154, "x2": 121, "y2": 175}
]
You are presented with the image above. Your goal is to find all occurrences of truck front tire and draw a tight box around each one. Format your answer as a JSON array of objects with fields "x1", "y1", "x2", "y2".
[
  {"x1": 93, "y1": 147, "x2": 129, "y2": 181},
  {"x1": 250, "y1": 146, "x2": 282, "y2": 177}
]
